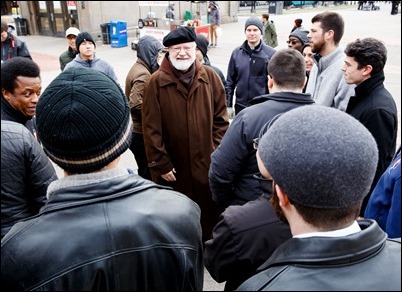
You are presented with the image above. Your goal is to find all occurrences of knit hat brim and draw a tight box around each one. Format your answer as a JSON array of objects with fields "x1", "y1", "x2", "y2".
[{"x1": 75, "y1": 31, "x2": 96, "y2": 51}]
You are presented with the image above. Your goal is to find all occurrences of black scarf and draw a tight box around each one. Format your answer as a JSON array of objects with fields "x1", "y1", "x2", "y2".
[{"x1": 170, "y1": 61, "x2": 196, "y2": 90}]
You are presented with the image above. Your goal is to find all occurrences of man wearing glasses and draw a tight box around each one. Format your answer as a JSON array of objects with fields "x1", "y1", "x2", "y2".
[{"x1": 142, "y1": 26, "x2": 229, "y2": 243}]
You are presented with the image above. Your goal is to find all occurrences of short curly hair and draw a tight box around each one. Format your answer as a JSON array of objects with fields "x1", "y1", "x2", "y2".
[{"x1": 1, "y1": 57, "x2": 41, "y2": 94}]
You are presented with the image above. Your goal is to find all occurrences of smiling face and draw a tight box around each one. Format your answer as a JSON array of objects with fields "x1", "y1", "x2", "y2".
[
  {"x1": 302, "y1": 45, "x2": 314, "y2": 72},
  {"x1": 67, "y1": 34, "x2": 77, "y2": 51},
  {"x1": 2, "y1": 76, "x2": 42, "y2": 118},
  {"x1": 168, "y1": 41, "x2": 196, "y2": 71}
]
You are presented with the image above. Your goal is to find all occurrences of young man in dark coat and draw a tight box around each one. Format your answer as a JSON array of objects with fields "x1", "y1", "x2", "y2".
[
  {"x1": 1, "y1": 19, "x2": 31, "y2": 63},
  {"x1": 343, "y1": 37, "x2": 398, "y2": 216}
]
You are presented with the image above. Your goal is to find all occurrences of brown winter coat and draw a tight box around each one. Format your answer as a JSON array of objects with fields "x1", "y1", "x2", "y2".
[{"x1": 142, "y1": 55, "x2": 229, "y2": 241}]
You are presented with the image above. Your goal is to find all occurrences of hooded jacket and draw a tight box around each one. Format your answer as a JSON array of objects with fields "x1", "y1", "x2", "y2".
[
  {"x1": 64, "y1": 53, "x2": 118, "y2": 83},
  {"x1": 125, "y1": 35, "x2": 163, "y2": 133}
]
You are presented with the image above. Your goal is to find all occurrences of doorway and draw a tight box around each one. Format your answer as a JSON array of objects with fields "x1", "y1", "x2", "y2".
[{"x1": 34, "y1": 1, "x2": 79, "y2": 37}]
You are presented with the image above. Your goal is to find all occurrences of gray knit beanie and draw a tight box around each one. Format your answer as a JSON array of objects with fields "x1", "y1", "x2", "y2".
[
  {"x1": 289, "y1": 28, "x2": 309, "y2": 45},
  {"x1": 36, "y1": 67, "x2": 132, "y2": 174},
  {"x1": 258, "y1": 105, "x2": 378, "y2": 209},
  {"x1": 245, "y1": 17, "x2": 263, "y2": 34}
]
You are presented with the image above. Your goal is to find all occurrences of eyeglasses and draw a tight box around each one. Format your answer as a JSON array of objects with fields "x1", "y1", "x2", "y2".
[
  {"x1": 287, "y1": 40, "x2": 299, "y2": 45},
  {"x1": 170, "y1": 45, "x2": 195, "y2": 53},
  {"x1": 253, "y1": 138, "x2": 260, "y2": 150}
]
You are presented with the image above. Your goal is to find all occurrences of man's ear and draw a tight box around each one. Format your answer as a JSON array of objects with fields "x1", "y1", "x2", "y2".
[
  {"x1": 275, "y1": 184, "x2": 289, "y2": 207},
  {"x1": 363, "y1": 65, "x2": 373, "y2": 77},
  {"x1": 268, "y1": 75, "x2": 274, "y2": 91}
]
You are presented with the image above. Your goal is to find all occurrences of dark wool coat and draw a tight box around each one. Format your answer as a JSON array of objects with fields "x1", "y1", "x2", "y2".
[
  {"x1": 142, "y1": 55, "x2": 229, "y2": 241},
  {"x1": 346, "y1": 72, "x2": 398, "y2": 215}
]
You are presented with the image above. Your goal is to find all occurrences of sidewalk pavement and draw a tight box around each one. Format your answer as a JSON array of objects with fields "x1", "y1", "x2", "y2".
[{"x1": 20, "y1": 2, "x2": 400, "y2": 290}]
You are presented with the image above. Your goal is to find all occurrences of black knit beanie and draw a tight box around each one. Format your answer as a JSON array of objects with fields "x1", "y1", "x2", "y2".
[
  {"x1": 75, "y1": 31, "x2": 96, "y2": 51},
  {"x1": 258, "y1": 105, "x2": 378, "y2": 209},
  {"x1": 195, "y1": 34, "x2": 209, "y2": 58},
  {"x1": 36, "y1": 67, "x2": 132, "y2": 173}
]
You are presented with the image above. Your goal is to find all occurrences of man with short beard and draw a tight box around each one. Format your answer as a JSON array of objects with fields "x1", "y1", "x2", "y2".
[
  {"x1": 305, "y1": 11, "x2": 354, "y2": 111},
  {"x1": 142, "y1": 26, "x2": 229, "y2": 242}
]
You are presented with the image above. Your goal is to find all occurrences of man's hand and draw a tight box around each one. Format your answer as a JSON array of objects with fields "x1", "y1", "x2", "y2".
[
  {"x1": 227, "y1": 107, "x2": 235, "y2": 119},
  {"x1": 161, "y1": 168, "x2": 176, "y2": 181}
]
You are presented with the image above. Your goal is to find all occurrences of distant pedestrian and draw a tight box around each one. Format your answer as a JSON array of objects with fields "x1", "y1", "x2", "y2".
[
  {"x1": 59, "y1": 26, "x2": 80, "y2": 71},
  {"x1": 261, "y1": 13, "x2": 278, "y2": 48},
  {"x1": 64, "y1": 31, "x2": 119, "y2": 83},
  {"x1": 290, "y1": 18, "x2": 303, "y2": 33},
  {"x1": 165, "y1": 3, "x2": 175, "y2": 19},
  {"x1": 1, "y1": 57, "x2": 41, "y2": 140},
  {"x1": 391, "y1": 1, "x2": 400, "y2": 14},
  {"x1": 1, "y1": 19, "x2": 31, "y2": 63},
  {"x1": 226, "y1": 17, "x2": 276, "y2": 116},
  {"x1": 208, "y1": 2, "x2": 221, "y2": 47}
]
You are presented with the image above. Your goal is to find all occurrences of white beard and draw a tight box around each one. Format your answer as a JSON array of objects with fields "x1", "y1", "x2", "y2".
[{"x1": 171, "y1": 56, "x2": 195, "y2": 71}]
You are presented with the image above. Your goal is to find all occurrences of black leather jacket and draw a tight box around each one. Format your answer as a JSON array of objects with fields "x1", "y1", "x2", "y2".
[
  {"x1": 1, "y1": 120, "x2": 57, "y2": 239},
  {"x1": 237, "y1": 219, "x2": 401, "y2": 291},
  {"x1": 1, "y1": 173, "x2": 204, "y2": 291}
]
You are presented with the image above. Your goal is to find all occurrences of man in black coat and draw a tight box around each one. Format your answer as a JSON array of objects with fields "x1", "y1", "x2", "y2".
[
  {"x1": 343, "y1": 37, "x2": 398, "y2": 215},
  {"x1": 205, "y1": 49, "x2": 314, "y2": 290}
]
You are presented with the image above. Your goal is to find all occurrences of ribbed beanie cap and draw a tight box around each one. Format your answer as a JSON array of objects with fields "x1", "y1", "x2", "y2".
[
  {"x1": 258, "y1": 105, "x2": 378, "y2": 209},
  {"x1": 36, "y1": 67, "x2": 132, "y2": 173},
  {"x1": 245, "y1": 17, "x2": 263, "y2": 34}
]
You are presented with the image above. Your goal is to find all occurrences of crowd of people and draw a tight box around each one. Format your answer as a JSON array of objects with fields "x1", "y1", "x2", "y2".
[{"x1": 1, "y1": 3, "x2": 401, "y2": 291}]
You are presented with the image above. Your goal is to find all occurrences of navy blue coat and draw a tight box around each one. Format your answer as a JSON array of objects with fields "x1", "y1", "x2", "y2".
[{"x1": 209, "y1": 91, "x2": 314, "y2": 207}]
